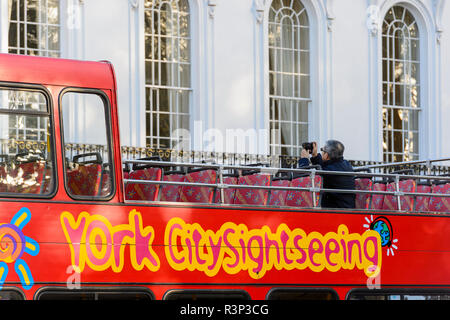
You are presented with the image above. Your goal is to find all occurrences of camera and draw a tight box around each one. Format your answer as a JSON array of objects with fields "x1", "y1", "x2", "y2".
[{"x1": 302, "y1": 142, "x2": 314, "y2": 154}]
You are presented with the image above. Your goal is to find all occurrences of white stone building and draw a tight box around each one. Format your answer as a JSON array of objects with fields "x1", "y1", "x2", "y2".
[{"x1": 0, "y1": 0, "x2": 449, "y2": 163}]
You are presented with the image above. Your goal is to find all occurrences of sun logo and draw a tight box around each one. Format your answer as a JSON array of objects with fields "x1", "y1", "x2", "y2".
[
  {"x1": 363, "y1": 215, "x2": 398, "y2": 256},
  {"x1": 0, "y1": 208, "x2": 39, "y2": 290}
]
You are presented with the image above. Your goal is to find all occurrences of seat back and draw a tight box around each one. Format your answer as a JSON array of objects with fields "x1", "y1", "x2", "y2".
[
  {"x1": 382, "y1": 179, "x2": 416, "y2": 211},
  {"x1": 355, "y1": 178, "x2": 373, "y2": 209},
  {"x1": 370, "y1": 182, "x2": 386, "y2": 209},
  {"x1": 268, "y1": 179, "x2": 290, "y2": 206},
  {"x1": 159, "y1": 173, "x2": 185, "y2": 202},
  {"x1": 285, "y1": 176, "x2": 322, "y2": 208},
  {"x1": 415, "y1": 184, "x2": 432, "y2": 212},
  {"x1": 8, "y1": 161, "x2": 46, "y2": 194},
  {"x1": 180, "y1": 169, "x2": 217, "y2": 203},
  {"x1": 0, "y1": 162, "x2": 7, "y2": 193},
  {"x1": 67, "y1": 163, "x2": 102, "y2": 196},
  {"x1": 214, "y1": 176, "x2": 238, "y2": 204},
  {"x1": 125, "y1": 167, "x2": 162, "y2": 201},
  {"x1": 428, "y1": 183, "x2": 450, "y2": 213},
  {"x1": 233, "y1": 173, "x2": 271, "y2": 205}
]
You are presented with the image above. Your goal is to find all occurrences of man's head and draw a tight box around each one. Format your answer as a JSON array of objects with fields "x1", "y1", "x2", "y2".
[{"x1": 320, "y1": 140, "x2": 345, "y2": 161}]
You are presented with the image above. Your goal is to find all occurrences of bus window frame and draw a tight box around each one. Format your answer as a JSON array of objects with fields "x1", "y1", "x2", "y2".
[
  {"x1": 34, "y1": 286, "x2": 155, "y2": 300},
  {"x1": 0, "y1": 286, "x2": 26, "y2": 300},
  {"x1": 346, "y1": 288, "x2": 450, "y2": 300},
  {"x1": 58, "y1": 87, "x2": 116, "y2": 201},
  {"x1": 265, "y1": 287, "x2": 339, "y2": 300},
  {"x1": 0, "y1": 82, "x2": 57, "y2": 199},
  {"x1": 163, "y1": 289, "x2": 251, "y2": 300}
]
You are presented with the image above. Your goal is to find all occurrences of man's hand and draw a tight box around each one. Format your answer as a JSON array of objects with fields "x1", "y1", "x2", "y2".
[
  {"x1": 312, "y1": 142, "x2": 318, "y2": 157},
  {"x1": 301, "y1": 148, "x2": 309, "y2": 159}
]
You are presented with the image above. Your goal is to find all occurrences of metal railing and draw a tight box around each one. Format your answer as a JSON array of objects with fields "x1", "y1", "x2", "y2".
[{"x1": 122, "y1": 158, "x2": 450, "y2": 212}]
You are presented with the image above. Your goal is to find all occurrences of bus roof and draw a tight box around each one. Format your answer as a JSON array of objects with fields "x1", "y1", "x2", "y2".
[{"x1": 0, "y1": 53, "x2": 115, "y2": 89}]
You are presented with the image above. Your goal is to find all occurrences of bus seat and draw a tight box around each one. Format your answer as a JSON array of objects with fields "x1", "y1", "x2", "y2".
[
  {"x1": 159, "y1": 171, "x2": 185, "y2": 202},
  {"x1": 428, "y1": 182, "x2": 450, "y2": 213},
  {"x1": 214, "y1": 175, "x2": 238, "y2": 204},
  {"x1": 8, "y1": 160, "x2": 46, "y2": 194},
  {"x1": 67, "y1": 163, "x2": 102, "y2": 196},
  {"x1": 125, "y1": 167, "x2": 162, "y2": 201},
  {"x1": 180, "y1": 169, "x2": 217, "y2": 203},
  {"x1": 0, "y1": 163, "x2": 7, "y2": 193},
  {"x1": 233, "y1": 173, "x2": 271, "y2": 206},
  {"x1": 415, "y1": 184, "x2": 432, "y2": 212},
  {"x1": 268, "y1": 179, "x2": 291, "y2": 206},
  {"x1": 370, "y1": 182, "x2": 386, "y2": 209},
  {"x1": 67, "y1": 152, "x2": 103, "y2": 197},
  {"x1": 382, "y1": 179, "x2": 416, "y2": 211},
  {"x1": 285, "y1": 175, "x2": 322, "y2": 208},
  {"x1": 355, "y1": 178, "x2": 373, "y2": 209}
]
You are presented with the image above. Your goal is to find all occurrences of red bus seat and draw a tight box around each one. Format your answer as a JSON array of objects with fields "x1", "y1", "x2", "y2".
[
  {"x1": 285, "y1": 175, "x2": 322, "y2": 208},
  {"x1": 268, "y1": 179, "x2": 290, "y2": 206},
  {"x1": 233, "y1": 173, "x2": 271, "y2": 205},
  {"x1": 415, "y1": 184, "x2": 432, "y2": 212},
  {"x1": 0, "y1": 163, "x2": 7, "y2": 193},
  {"x1": 428, "y1": 183, "x2": 450, "y2": 212},
  {"x1": 159, "y1": 172, "x2": 185, "y2": 202},
  {"x1": 8, "y1": 161, "x2": 46, "y2": 194},
  {"x1": 180, "y1": 169, "x2": 217, "y2": 203},
  {"x1": 370, "y1": 182, "x2": 386, "y2": 209},
  {"x1": 355, "y1": 178, "x2": 373, "y2": 209},
  {"x1": 214, "y1": 176, "x2": 238, "y2": 204},
  {"x1": 382, "y1": 179, "x2": 416, "y2": 211},
  {"x1": 67, "y1": 163, "x2": 102, "y2": 196},
  {"x1": 125, "y1": 167, "x2": 162, "y2": 201}
]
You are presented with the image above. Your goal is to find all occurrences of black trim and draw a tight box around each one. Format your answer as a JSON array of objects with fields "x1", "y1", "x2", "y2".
[
  {"x1": 346, "y1": 288, "x2": 450, "y2": 300},
  {"x1": 266, "y1": 287, "x2": 339, "y2": 300},
  {"x1": 58, "y1": 88, "x2": 116, "y2": 201},
  {"x1": 0, "y1": 286, "x2": 26, "y2": 300},
  {"x1": 0, "y1": 82, "x2": 58, "y2": 200},
  {"x1": 163, "y1": 289, "x2": 251, "y2": 301},
  {"x1": 34, "y1": 286, "x2": 155, "y2": 300}
]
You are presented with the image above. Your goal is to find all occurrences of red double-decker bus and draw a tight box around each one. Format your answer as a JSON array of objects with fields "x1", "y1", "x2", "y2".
[{"x1": 0, "y1": 53, "x2": 449, "y2": 302}]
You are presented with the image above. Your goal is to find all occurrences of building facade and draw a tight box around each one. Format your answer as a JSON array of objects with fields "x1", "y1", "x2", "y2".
[{"x1": 0, "y1": 0, "x2": 448, "y2": 162}]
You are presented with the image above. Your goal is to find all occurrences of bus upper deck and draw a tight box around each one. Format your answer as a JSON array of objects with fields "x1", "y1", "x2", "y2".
[{"x1": 0, "y1": 53, "x2": 449, "y2": 301}]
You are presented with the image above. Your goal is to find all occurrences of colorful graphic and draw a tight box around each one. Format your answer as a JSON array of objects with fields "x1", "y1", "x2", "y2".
[
  {"x1": 364, "y1": 215, "x2": 398, "y2": 256},
  {"x1": 0, "y1": 207, "x2": 39, "y2": 290},
  {"x1": 60, "y1": 210, "x2": 160, "y2": 273},
  {"x1": 165, "y1": 218, "x2": 382, "y2": 279}
]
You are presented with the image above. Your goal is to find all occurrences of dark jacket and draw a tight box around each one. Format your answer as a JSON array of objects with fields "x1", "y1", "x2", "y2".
[{"x1": 298, "y1": 154, "x2": 356, "y2": 209}]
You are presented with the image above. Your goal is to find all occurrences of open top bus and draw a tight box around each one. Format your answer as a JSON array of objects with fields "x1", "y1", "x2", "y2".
[{"x1": 0, "y1": 53, "x2": 449, "y2": 301}]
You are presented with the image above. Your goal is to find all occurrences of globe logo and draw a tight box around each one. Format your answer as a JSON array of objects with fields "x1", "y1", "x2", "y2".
[
  {"x1": 365, "y1": 216, "x2": 398, "y2": 256},
  {"x1": 372, "y1": 219, "x2": 391, "y2": 247}
]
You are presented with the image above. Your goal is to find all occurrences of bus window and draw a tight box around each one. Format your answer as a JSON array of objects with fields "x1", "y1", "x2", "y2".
[
  {"x1": 0, "y1": 288, "x2": 25, "y2": 300},
  {"x1": 266, "y1": 288, "x2": 338, "y2": 300},
  {"x1": 163, "y1": 290, "x2": 251, "y2": 301},
  {"x1": 35, "y1": 287, "x2": 154, "y2": 300},
  {"x1": 347, "y1": 289, "x2": 450, "y2": 300},
  {"x1": 0, "y1": 87, "x2": 55, "y2": 196},
  {"x1": 60, "y1": 91, "x2": 114, "y2": 199}
]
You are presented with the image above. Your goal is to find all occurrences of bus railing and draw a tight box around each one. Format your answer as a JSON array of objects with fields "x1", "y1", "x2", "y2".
[{"x1": 122, "y1": 159, "x2": 450, "y2": 212}]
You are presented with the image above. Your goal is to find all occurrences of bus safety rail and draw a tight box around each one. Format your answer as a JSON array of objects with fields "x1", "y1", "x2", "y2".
[{"x1": 122, "y1": 159, "x2": 450, "y2": 211}]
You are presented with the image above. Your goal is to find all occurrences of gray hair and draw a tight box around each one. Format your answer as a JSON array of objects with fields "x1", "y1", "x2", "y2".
[{"x1": 322, "y1": 140, "x2": 345, "y2": 160}]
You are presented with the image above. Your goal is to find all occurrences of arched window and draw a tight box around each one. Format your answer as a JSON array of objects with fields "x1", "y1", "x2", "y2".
[
  {"x1": 144, "y1": 0, "x2": 191, "y2": 150},
  {"x1": 8, "y1": 0, "x2": 60, "y2": 57},
  {"x1": 268, "y1": 0, "x2": 310, "y2": 156},
  {"x1": 382, "y1": 5, "x2": 420, "y2": 162}
]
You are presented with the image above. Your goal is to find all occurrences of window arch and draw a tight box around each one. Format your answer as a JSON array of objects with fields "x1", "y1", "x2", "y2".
[
  {"x1": 144, "y1": 0, "x2": 191, "y2": 150},
  {"x1": 381, "y1": 5, "x2": 420, "y2": 162},
  {"x1": 268, "y1": 0, "x2": 310, "y2": 156}
]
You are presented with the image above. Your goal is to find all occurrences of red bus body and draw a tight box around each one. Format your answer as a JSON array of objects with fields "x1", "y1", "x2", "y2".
[{"x1": 0, "y1": 54, "x2": 449, "y2": 301}]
